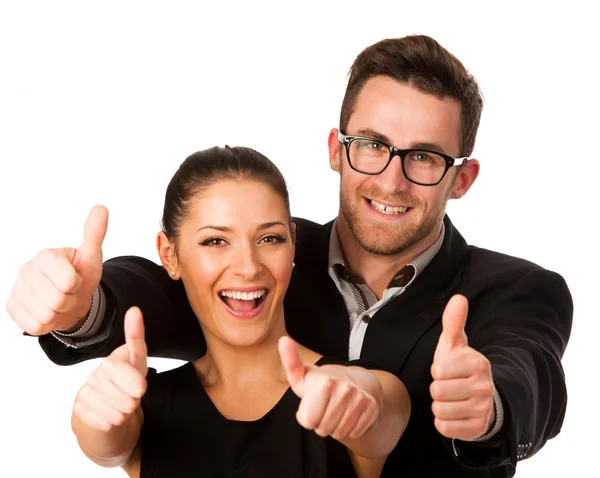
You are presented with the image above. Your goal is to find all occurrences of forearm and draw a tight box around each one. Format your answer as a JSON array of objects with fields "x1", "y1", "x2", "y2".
[
  {"x1": 451, "y1": 269, "x2": 573, "y2": 467},
  {"x1": 39, "y1": 256, "x2": 206, "y2": 364},
  {"x1": 341, "y1": 368, "x2": 410, "y2": 459},
  {"x1": 71, "y1": 407, "x2": 143, "y2": 468}
]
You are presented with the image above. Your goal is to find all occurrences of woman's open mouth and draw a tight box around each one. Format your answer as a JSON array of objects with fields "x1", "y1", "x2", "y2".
[{"x1": 219, "y1": 288, "x2": 268, "y2": 318}]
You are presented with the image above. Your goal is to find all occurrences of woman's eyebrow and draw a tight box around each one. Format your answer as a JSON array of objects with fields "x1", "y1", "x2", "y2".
[{"x1": 257, "y1": 221, "x2": 286, "y2": 231}]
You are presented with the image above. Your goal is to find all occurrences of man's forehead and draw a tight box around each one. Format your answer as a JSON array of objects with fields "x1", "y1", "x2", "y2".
[{"x1": 348, "y1": 76, "x2": 462, "y2": 154}]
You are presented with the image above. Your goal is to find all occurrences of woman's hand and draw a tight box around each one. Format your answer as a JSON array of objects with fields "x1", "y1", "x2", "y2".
[
  {"x1": 278, "y1": 336, "x2": 381, "y2": 441},
  {"x1": 73, "y1": 307, "x2": 148, "y2": 432}
]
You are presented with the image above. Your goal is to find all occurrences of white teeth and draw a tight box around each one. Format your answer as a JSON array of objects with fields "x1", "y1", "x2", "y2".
[
  {"x1": 369, "y1": 200, "x2": 408, "y2": 215},
  {"x1": 220, "y1": 289, "x2": 266, "y2": 300}
]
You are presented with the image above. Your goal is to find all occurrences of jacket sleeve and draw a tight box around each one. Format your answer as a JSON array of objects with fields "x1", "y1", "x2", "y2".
[
  {"x1": 38, "y1": 255, "x2": 205, "y2": 365},
  {"x1": 449, "y1": 268, "x2": 573, "y2": 469}
]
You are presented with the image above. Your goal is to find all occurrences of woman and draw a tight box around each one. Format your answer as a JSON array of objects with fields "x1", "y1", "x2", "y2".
[{"x1": 71, "y1": 146, "x2": 410, "y2": 477}]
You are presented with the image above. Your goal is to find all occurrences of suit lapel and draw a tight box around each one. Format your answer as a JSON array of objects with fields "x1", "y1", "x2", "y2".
[{"x1": 286, "y1": 219, "x2": 350, "y2": 359}]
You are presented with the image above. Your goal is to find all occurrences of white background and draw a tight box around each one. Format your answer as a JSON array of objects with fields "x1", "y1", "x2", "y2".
[{"x1": 0, "y1": 1, "x2": 597, "y2": 476}]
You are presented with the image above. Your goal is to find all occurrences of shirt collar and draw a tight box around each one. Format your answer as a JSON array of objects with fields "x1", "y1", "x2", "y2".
[{"x1": 328, "y1": 219, "x2": 445, "y2": 290}]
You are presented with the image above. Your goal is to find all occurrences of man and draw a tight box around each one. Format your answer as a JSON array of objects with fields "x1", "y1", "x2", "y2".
[{"x1": 7, "y1": 35, "x2": 572, "y2": 477}]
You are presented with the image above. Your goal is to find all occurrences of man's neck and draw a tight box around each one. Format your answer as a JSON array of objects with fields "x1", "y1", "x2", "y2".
[{"x1": 337, "y1": 218, "x2": 443, "y2": 300}]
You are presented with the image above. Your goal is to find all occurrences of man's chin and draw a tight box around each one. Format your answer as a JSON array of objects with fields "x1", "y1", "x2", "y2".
[{"x1": 353, "y1": 228, "x2": 416, "y2": 256}]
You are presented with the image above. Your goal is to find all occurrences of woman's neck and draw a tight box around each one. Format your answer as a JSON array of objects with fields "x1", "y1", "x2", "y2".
[{"x1": 196, "y1": 333, "x2": 289, "y2": 389}]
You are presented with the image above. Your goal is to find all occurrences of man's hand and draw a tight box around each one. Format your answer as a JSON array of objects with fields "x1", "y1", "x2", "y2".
[
  {"x1": 278, "y1": 336, "x2": 380, "y2": 441},
  {"x1": 73, "y1": 307, "x2": 148, "y2": 432},
  {"x1": 430, "y1": 294, "x2": 495, "y2": 441},
  {"x1": 6, "y1": 205, "x2": 108, "y2": 335}
]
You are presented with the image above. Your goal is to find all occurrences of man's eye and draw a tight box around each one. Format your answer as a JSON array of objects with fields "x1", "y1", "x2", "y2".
[
  {"x1": 200, "y1": 238, "x2": 226, "y2": 246},
  {"x1": 413, "y1": 152, "x2": 432, "y2": 162},
  {"x1": 366, "y1": 141, "x2": 384, "y2": 151},
  {"x1": 260, "y1": 235, "x2": 286, "y2": 244}
]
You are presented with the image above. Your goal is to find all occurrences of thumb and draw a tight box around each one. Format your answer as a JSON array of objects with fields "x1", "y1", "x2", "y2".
[
  {"x1": 124, "y1": 306, "x2": 147, "y2": 375},
  {"x1": 434, "y1": 294, "x2": 469, "y2": 362},
  {"x1": 278, "y1": 336, "x2": 307, "y2": 397},
  {"x1": 73, "y1": 205, "x2": 108, "y2": 269}
]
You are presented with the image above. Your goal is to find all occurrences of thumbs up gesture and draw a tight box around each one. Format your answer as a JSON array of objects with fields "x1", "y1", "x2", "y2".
[
  {"x1": 6, "y1": 205, "x2": 108, "y2": 335},
  {"x1": 278, "y1": 336, "x2": 380, "y2": 441},
  {"x1": 430, "y1": 295, "x2": 496, "y2": 441},
  {"x1": 73, "y1": 307, "x2": 148, "y2": 432}
]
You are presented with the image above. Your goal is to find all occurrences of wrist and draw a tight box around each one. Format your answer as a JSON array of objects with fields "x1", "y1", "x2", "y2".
[
  {"x1": 53, "y1": 288, "x2": 99, "y2": 336},
  {"x1": 56, "y1": 312, "x2": 91, "y2": 334}
]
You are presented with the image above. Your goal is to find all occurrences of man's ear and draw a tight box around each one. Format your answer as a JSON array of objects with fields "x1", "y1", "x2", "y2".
[
  {"x1": 451, "y1": 159, "x2": 480, "y2": 199},
  {"x1": 328, "y1": 128, "x2": 342, "y2": 173},
  {"x1": 156, "y1": 231, "x2": 180, "y2": 280}
]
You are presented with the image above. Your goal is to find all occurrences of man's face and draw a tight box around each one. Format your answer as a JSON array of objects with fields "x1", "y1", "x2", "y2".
[{"x1": 329, "y1": 75, "x2": 471, "y2": 256}]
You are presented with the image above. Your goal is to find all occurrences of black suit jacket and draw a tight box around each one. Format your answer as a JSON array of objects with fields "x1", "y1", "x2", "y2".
[{"x1": 40, "y1": 216, "x2": 573, "y2": 477}]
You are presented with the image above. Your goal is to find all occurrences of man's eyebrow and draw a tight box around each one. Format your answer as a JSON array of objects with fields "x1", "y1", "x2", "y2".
[
  {"x1": 355, "y1": 129, "x2": 448, "y2": 154},
  {"x1": 356, "y1": 128, "x2": 392, "y2": 144},
  {"x1": 409, "y1": 142, "x2": 448, "y2": 154}
]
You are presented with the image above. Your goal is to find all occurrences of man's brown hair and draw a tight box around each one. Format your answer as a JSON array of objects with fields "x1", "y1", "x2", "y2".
[{"x1": 339, "y1": 35, "x2": 484, "y2": 156}]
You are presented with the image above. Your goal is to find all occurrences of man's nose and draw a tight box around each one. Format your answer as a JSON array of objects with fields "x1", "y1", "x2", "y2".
[{"x1": 376, "y1": 154, "x2": 412, "y2": 193}]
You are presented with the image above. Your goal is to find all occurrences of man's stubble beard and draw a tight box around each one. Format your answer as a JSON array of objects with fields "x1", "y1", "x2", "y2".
[{"x1": 339, "y1": 184, "x2": 448, "y2": 256}]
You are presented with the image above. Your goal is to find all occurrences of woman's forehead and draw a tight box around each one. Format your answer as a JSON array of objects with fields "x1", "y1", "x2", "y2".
[{"x1": 187, "y1": 180, "x2": 289, "y2": 226}]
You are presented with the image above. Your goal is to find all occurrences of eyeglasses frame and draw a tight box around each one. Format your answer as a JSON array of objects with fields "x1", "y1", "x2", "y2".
[{"x1": 338, "y1": 131, "x2": 469, "y2": 186}]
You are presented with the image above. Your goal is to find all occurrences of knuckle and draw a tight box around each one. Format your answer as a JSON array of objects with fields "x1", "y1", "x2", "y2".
[
  {"x1": 58, "y1": 269, "x2": 79, "y2": 293},
  {"x1": 73, "y1": 401, "x2": 86, "y2": 418},
  {"x1": 436, "y1": 419, "x2": 449, "y2": 436},
  {"x1": 77, "y1": 386, "x2": 91, "y2": 404},
  {"x1": 48, "y1": 290, "x2": 69, "y2": 312},
  {"x1": 113, "y1": 412, "x2": 127, "y2": 426},
  {"x1": 19, "y1": 261, "x2": 30, "y2": 276},
  {"x1": 429, "y1": 381, "x2": 440, "y2": 399},
  {"x1": 125, "y1": 398, "x2": 140, "y2": 415},
  {"x1": 36, "y1": 249, "x2": 53, "y2": 264},
  {"x1": 99, "y1": 359, "x2": 114, "y2": 376},
  {"x1": 86, "y1": 373, "x2": 98, "y2": 389},
  {"x1": 336, "y1": 381, "x2": 352, "y2": 397},
  {"x1": 474, "y1": 417, "x2": 488, "y2": 433},
  {"x1": 37, "y1": 309, "x2": 58, "y2": 326},
  {"x1": 474, "y1": 357, "x2": 491, "y2": 374},
  {"x1": 133, "y1": 379, "x2": 148, "y2": 399},
  {"x1": 5, "y1": 297, "x2": 15, "y2": 317},
  {"x1": 24, "y1": 321, "x2": 47, "y2": 336},
  {"x1": 318, "y1": 375, "x2": 333, "y2": 392},
  {"x1": 477, "y1": 381, "x2": 495, "y2": 397},
  {"x1": 298, "y1": 411, "x2": 317, "y2": 430}
]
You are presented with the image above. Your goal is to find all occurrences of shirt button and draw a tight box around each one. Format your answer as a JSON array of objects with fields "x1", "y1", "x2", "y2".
[{"x1": 362, "y1": 315, "x2": 371, "y2": 323}]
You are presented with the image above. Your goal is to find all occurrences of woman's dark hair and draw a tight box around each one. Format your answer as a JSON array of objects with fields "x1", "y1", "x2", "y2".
[{"x1": 161, "y1": 146, "x2": 290, "y2": 241}]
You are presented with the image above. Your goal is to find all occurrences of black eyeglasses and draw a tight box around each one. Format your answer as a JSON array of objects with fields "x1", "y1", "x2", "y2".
[{"x1": 338, "y1": 131, "x2": 468, "y2": 186}]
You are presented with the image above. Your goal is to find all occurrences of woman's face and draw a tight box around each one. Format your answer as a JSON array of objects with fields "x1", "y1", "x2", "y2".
[{"x1": 168, "y1": 179, "x2": 294, "y2": 348}]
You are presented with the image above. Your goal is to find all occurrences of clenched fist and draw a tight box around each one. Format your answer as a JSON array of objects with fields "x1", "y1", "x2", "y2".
[
  {"x1": 278, "y1": 336, "x2": 381, "y2": 441},
  {"x1": 73, "y1": 307, "x2": 148, "y2": 432},
  {"x1": 6, "y1": 205, "x2": 108, "y2": 335}
]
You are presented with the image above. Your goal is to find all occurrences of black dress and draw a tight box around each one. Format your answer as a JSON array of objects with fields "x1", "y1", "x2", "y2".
[{"x1": 139, "y1": 357, "x2": 359, "y2": 477}]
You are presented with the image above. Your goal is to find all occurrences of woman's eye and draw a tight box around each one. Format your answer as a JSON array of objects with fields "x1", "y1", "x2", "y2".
[
  {"x1": 260, "y1": 235, "x2": 286, "y2": 244},
  {"x1": 200, "y1": 238, "x2": 227, "y2": 246}
]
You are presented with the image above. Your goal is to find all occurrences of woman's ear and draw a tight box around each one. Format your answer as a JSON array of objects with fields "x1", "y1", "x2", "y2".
[
  {"x1": 156, "y1": 231, "x2": 180, "y2": 280},
  {"x1": 291, "y1": 222, "x2": 297, "y2": 269}
]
